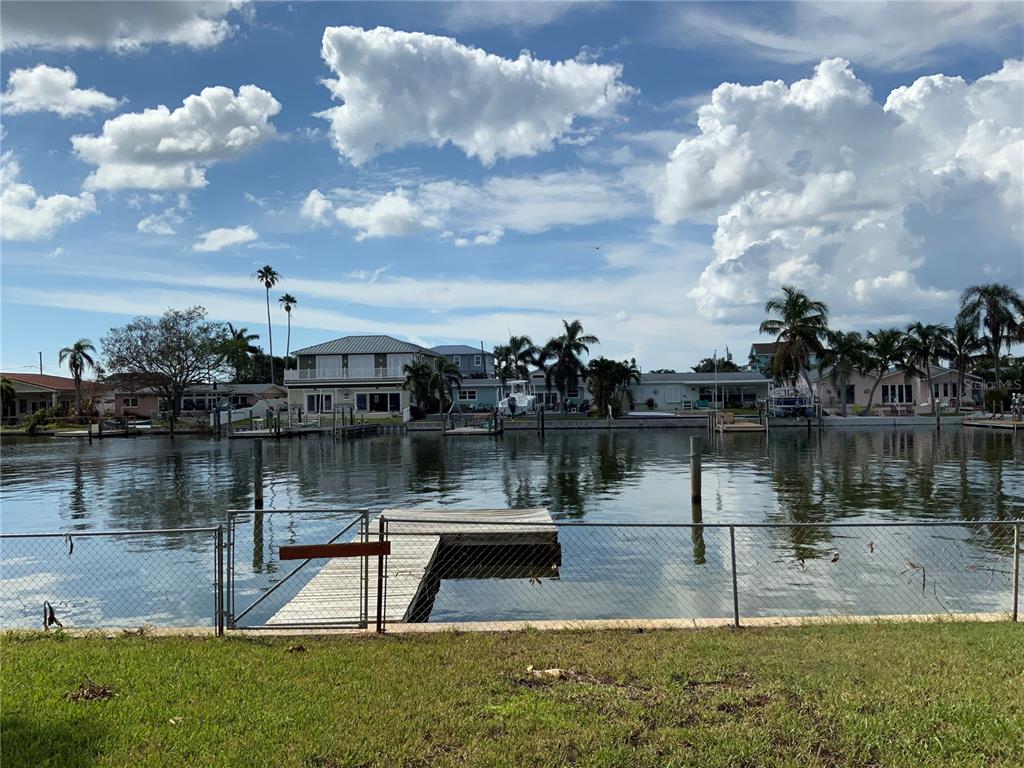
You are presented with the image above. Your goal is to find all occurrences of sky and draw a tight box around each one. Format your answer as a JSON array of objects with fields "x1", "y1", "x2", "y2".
[{"x1": 1, "y1": 0, "x2": 1022, "y2": 377}]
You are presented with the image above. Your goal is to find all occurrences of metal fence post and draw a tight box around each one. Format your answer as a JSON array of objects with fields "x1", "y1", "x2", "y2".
[
  {"x1": 215, "y1": 525, "x2": 224, "y2": 636},
  {"x1": 729, "y1": 525, "x2": 740, "y2": 628},
  {"x1": 1013, "y1": 523, "x2": 1020, "y2": 623},
  {"x1": 376, "y1": 516, "x2": 387, "y2": 634}
]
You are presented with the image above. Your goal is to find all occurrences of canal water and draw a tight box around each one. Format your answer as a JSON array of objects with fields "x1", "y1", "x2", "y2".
[{"x1": 1, "y1": 427, "x2": 1021, "y2": 627}]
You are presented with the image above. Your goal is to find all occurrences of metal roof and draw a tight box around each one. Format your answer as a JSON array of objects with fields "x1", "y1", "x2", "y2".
[
  {"x1": 292, "y1": 335, "x2": 437, "y2": 356},
  {"x1": 749, "y1": 342, "x2": 778, "y2": 354},
  {"x1": 431, "y1": 345, "x2": 492, "y2": 356}
]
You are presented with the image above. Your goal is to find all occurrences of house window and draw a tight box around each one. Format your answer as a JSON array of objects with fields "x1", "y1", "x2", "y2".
[
  {"x1": 341, "y1": 354, "x2": 349, "y2": 372},
  {"x1": 123, "y1": 397, "x2": 139, "y2": 408},
  {"x1": 943, "y1": 382, "x2": 949, "y2": 397},
  {"x1": 454, "y1": 355, "x2": 461, "y2": 367},
  {"x1": 933, "y1": 383, "x2": 940, "y2": 398},
  {"x1": 374, "y1": 354, "x2": 387, "y2": 374},
  {"x1": 473, "y1": 355, "x2": 482, "y2": 367},
  {"x1": 459, "y1": 390, "x2": 477, "y2": 401},
  {"x1": 567, "y1": 387, "x2": 579, "y2": 398},
  {"x1": 305, "y1": 394, "x2": 333, "y2": 412}
]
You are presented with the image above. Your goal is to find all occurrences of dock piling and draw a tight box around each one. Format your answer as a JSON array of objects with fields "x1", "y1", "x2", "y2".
[
  {"x1": 690, "y1": 435, "x2": 702, "y2": 504},
  {"x1": 252, "y1": 439, "x2": 264, "y2": 510}
]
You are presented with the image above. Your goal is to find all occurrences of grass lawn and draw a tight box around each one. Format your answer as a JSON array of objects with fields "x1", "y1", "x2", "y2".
[{"x1": 3, "y1": 623, "x2": 1022, "y2": 767}]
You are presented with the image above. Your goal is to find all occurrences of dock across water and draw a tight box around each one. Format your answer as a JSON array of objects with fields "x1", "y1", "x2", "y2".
[{"x1": 267, "y1": 508, "x2": 559, "y2": 627}]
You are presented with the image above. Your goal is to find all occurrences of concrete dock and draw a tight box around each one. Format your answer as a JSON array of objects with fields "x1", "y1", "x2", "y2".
[{"x1": 267, "y1": 508, "x2": 559, "y2": 627}]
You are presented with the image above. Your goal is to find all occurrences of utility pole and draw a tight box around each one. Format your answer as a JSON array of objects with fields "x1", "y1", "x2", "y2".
[
  {"x1": 38, "y1": 352, "x2": 42, "y2": 375},
  {"x1": 713, "y1": 348, "x2": 719, "y2": 414}
]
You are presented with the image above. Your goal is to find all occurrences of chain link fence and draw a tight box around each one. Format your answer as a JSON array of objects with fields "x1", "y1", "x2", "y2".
[
  {"x1": 1, "y1": 515, "x2": 1019, "y2": 633},
  {"x1": 0, "y1": 527, "x2": 223, "y2": 632},
  {"x1": 374, "y1": 518, "x2": 1020, "y2": 631}
]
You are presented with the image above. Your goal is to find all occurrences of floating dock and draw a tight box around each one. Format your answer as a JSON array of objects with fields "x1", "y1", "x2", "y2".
[
  {"x1": 964, "y1": 419, "x2": 1022, "y2": 431},
  {"x1": 267, "y1": 508, "x2": 558, "y2": 627},
  {"x1": 444, "y1": 425, "x2": 503, "y2": 436}
]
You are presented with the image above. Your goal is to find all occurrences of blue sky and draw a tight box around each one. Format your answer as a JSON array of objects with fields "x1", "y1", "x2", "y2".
[{"x1": 1, "y1": 1, "x2": 1022, "y2": 377}]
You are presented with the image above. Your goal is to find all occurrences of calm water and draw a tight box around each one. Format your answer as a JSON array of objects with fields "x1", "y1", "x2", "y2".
[{"x1": 1, "y1": 428, "x2": 1021, "y2": 627}]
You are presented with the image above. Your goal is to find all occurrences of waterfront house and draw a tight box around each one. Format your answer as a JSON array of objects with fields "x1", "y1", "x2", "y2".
[
  {"x1": 1, "y1": 373, "x2": 83, "y2": 422},
  {"x1": 430, "y1": 345, "x2": 494, "y2": 379},
  {"x1": 286, "y1": 335, "x2": 439, "y2": 414},
  {"x1": 809, "y1": 365, "x2": 982, "y2": 414},
  {"x1": 104, "y1": 380, "x2": 287, "y2": 417},
  {"x1": 748, "y1": 342, "x2": 819, "y2": 376},
  {"x1": 633, "y1": 371, "x2": 771, "y2": 411}
]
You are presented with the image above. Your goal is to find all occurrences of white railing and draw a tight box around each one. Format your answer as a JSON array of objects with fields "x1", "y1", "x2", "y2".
[{"x1": 284, "y1": 367, "x2": 405, "y2": 382}]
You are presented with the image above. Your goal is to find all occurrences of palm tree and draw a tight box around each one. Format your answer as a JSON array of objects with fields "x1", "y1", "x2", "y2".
[
  {"x1": 1, "y1": 376, "x2": 16, "y2": 420},
  {"x1": 492, "y1": 344, "x2": 513, "y2": 385},
  {"x1": 401, "y1": 359, "x2": 433, "y2": 410},
  {"x1": 958, "y1": 283, "x2": 1024, "y2": 391},
  {"x1": 428, "y1": 355, "x2": 463, "y2": 415},
  {"x1": 253, "y1": 265, "x2": 281, "y2": 383},
  {"x1": 816, "y1": 331, "x2": 867, "y2": 417},
  {"x1": 903, "y1": 322, "x2": 953, "y2": 416},
  {"x1": 223, "y1": 323, "x2": 261, "y2": 382},
  {"x1": 507, "y1": 335, "x2": 540, "y2": 379},
  {"x1": 759, "y1": 285, "x2": 830, "y2": 394},
  {"x1": 541, "y1": 319, "x2": 599, "y2": 412},
  {"x1": 863, "y1": 328, "x2": 907, "y2": 414},
  {"x1": 947, "y1": 317, "x2": 984, "y2": 413},
  {"x1": 58, "y1": 338, "x2": 97, "y2": 420},
  {"x1": 278, "y1": 293, "x2": 297, "y2": 359}
]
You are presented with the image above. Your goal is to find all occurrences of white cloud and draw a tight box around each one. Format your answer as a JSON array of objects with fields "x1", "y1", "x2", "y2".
[
  {"x1": 137, "y1": 213, "x2": 177, "y2": 236},
  {"x1": 2, "y1": 64, "x2": 119, "y2": 117},
  {"x1": 650, "y1": 58, "x2": 1024, "y2": 324},
  {"x1": 193, "y1": 225, "x2": 258, "y2": 252},
  {"x1": 671, "y1": 2, "x2": 1023, "y2": 71},
  {"x1": 317, "y1": 25, "x2": 631, "y2": 165},
  {"x1": 303, "y1": 170, "x2": 644, "y2": 244},
  {"x1": 333, "y1": 189, "x2": 441, "y2": 240},
  {"x1": 72, "y1": 84, "x2": 281, "y2": 190},
  {"x1": 0, "y1": 152, "x2": 96, "y2": 240},
  {"x1": 438, "y1": 2, "x2": 581, "y2": 31},
  {"x1": 1, "y1": 1, "x2": 244, "y2": 52}
]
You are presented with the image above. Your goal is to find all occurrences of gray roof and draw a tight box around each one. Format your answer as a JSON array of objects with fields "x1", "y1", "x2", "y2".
[
  {"x1": 293, "y1": 335, "x2": 436, "y2": 356},
  {"x1": 750, "y1": 342, "x2": 778, "y2": 355},
  {"x1": 640, "y1": 372, "x2": 770, "y2": 385},
  {"x1": 431, "y1": 345, "x2": 492, "y2": 356},
  {"x1": 224, "y1": 383, "x2": 287, "y2": 394}
]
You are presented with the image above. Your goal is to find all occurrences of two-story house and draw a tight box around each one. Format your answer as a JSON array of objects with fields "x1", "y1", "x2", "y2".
[
  {"x1": 430, "y1": 345, "x2": 493, "y2": 379},
  {"x1": 286, "y1": 335, "x2": 439, "y2": 414},
  {"x1": 748, "y1": 342, "x2": 819, "y2": 378}
]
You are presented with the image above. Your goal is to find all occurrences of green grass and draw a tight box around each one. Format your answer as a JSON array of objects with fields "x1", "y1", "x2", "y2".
[{"x1": 3, "y1": 623, "x2": 1022, "y2": 767}]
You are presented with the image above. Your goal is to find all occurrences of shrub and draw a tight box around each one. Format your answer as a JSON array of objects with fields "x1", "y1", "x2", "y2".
[{"x1": 645, "y1": 397, "x2": 657, "y2": 410}]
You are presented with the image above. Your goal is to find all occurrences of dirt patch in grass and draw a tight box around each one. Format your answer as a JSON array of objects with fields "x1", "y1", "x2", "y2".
[{"x1": 65, "y1": 675, "x2": 115, "y2": 702}]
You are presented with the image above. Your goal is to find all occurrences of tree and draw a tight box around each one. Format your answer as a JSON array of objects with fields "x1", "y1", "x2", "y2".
[
  {"x1": 402, "y1": 359, "x2": 433, "y2": 410},
  {"x1": 507, "y1": 335, "x2": 539, "y2": 379},
  {"x1": 863, "y1": 328, "x2": 906, "y2": 415},
  {"x1": 1, "y1": 376, "x2": 16, "y2": 418},
  {"x1": 222, "y1": 323, "x2": 260, "y2": 382},
  {"x1": 253, "y1": 265, "x2": 281, "y2": 384},
  {"x1": 586, "y1": 357, "x2": 640, "y2": 416},
  {"x1": 278, "y1": 293, "x2": 297, "y2": 359},
  {"x1": 691, "y1": 357, "x2": 740, "y2": 374},
  {"x1": 492, "y1": 344, "x2": 513, "y2": 385},
  {"x1": 541, "y1": 319, "x2": 599, "y2": 412},
  {"x1": 58, "y1": 338, "x2": 97, "y2": 420},
  {"x1": 428, "y1": 355, "x2": 463, "y2": 415},
  {"x1": 958, "y1": 283, "x2": 1024, "y2": 392},
  {"x1": 903, "y1": 322, "x2": 953, "y2": 417},
  {"x1": 759, "y1": 285, "x2": 830, "y2": 393},
  {"x1": 649, "y1": 368, "x2": 676, "y2": 374},
  {"x1": 101, "y1": 307, "x2": 230, "y2": 433},
  {"x1": 816, "y1": 331, "x2": 867, "y2": 417},
  {"x1": 947, "y1": 317, "x2": 984, "y2": 413}
]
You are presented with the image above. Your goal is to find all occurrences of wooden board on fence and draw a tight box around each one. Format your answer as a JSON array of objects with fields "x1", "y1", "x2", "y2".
[{"x1": 266, "y1": 507, "x2": 555, "y2": 627}]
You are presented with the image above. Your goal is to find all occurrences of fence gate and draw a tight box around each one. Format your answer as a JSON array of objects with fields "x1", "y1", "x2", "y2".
[{"x1": 226, "y1": 509, "x2": 371, "y2": 630}]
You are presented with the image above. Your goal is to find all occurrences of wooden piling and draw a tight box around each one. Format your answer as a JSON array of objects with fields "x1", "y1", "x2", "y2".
[
  {"x1": 690, "y1": 435, "x2": 702, "y2": 503},
  {"x1": 253, "y1": 439, "x2": 264, "y2": 510}
]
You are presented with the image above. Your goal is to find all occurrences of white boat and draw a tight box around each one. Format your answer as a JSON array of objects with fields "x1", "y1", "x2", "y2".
[{"x1": 497, "y1": 380, "x2": 537, "y2": 416}]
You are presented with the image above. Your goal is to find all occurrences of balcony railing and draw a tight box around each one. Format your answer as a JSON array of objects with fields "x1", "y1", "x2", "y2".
[{"x1": 284, "y1": 367, "x2": 406, "y2": 382}]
